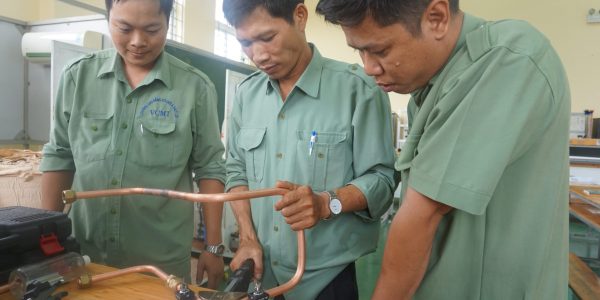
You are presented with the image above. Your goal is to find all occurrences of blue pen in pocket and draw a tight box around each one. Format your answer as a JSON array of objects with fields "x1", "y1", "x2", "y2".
[{"x1": 308, "y1": 130, "x2": 317, "y2": 156}]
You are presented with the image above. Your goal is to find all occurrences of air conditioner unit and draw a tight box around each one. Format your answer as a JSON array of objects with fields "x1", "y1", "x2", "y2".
[{"x1": 21, "y1": 31, "x2": 103, "y2": 63}]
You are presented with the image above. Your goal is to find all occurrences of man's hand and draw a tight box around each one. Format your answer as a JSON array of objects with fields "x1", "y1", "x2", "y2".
[
  {"x1": 196, "y1": 251, "x2": 224, "y2": 289},
  {"x1": 230, "y1": 238, "x2": 263, "y2": 280},
  {"x1": 274, "y1": 181, "x2": 330, "y2": 231}
]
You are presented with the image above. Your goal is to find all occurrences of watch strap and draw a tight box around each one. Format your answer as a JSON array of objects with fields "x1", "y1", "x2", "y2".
[
  {"x1": 323, "y1": 190, "x2": 337, "y2": 220},
  {"x1": 205, "y1": 244, "x2": 224, "y2": 256}
]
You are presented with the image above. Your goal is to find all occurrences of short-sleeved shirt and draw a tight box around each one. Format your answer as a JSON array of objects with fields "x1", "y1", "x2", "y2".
[
  {"x1": 40, "y1": 48, "x2": 226, "y2": 280},
  {"x1": 225, "y1": 45, "x2": 396, "y2": 300},
  {"x1": 396, "y1": 14, "x2": 570, "y2": 299}
]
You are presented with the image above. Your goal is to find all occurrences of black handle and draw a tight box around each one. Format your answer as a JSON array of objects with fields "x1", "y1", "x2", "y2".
[{"x1": 223, "y1": 259, "x2": 255, "y2": 293}]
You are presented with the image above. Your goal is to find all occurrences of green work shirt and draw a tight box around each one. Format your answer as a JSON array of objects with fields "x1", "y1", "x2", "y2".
[
  {"x1": 396, "y1": 14, "x2": 570, "y2": 299},
  {"x1": 225, "y1": 45, "x2": 396, "y2": 300},
  {"x1": 40, "y1": 49, "x2": 225, "y2": 280}
]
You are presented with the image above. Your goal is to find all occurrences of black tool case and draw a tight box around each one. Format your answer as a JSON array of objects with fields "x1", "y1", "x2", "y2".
[{"x1": 0, "y1": 206, "x2": 80, "y2": 284}]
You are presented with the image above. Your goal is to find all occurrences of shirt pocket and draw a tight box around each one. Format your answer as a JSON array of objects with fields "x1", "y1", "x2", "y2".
[
  {"x1": 129, "y1": 118, "x2": 177, "y2": 167},
  {"x1": 75, "y1": 112, "x2": 114, "y2": 161},
  {"x1": 237, "y1": 127, "x2": 267, "y2": 183},
  {"x1": 295, "y1": 130, "x2": 348, "y2": 191}
]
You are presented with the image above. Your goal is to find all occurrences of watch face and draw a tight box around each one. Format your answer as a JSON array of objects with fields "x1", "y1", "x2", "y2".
[
  {"x1": 215, "y1": 244, "x2": 225, "y2": 254},
  {"x1": 330, "y1": 198, "x2": 342, "y2": 215}
]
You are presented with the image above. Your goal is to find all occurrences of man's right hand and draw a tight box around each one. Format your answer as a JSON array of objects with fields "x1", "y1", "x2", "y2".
[{"x1": 230, "y1": 238, "x2": 263, "y2": 280}]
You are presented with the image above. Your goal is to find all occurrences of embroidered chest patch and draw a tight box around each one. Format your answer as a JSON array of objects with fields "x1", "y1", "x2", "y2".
[{"x1": 139, "y1": 97, "x2": 179, "y2": 121}]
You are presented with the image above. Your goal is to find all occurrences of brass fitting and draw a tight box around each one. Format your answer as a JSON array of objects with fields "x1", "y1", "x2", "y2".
[
  {"x1": 78, "y1": 273, "x2": 92, "y2": 289},
  {"x1": 166, "y1": 274, "x2": 182, "y2": 290},
  {"x1": 62, "y1": 190, "x2": 77, "y2": 204}
]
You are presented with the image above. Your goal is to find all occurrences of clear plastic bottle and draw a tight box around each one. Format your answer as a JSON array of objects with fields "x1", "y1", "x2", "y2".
[{"x1": 8, "y1": 252, "x2": 90, "y2": 299}]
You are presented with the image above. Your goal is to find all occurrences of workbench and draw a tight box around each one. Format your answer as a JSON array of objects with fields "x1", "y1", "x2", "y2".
[
  {"x1": 569, "y1": 185, "x2": 600, "y2": 254},
  {"x1": 569, "y1": 185, "x2": 600, "y2": 300},
  {"x1": 0, "y1": 263, "x2": 209, "y2": 300},
  {"x1": 571, "y1": 185, "x2": 600, "y2": 210}
]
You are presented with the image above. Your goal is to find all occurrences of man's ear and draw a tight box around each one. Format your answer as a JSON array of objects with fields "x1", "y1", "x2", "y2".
[
  {"x1": 422, "y1": 0, "x2": 451, "y2": 40},
  {"x1": 294, "y1": 3, "x2": 309, "y2": 30}
]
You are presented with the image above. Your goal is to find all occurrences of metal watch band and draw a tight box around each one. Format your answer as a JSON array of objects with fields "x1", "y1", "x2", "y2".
[
  {"x1": 323, "y1": 190, "x2": 338, "y2": 220},
  {"x1": 205, "y1": 244, "x2": 224, "y2": 256}
]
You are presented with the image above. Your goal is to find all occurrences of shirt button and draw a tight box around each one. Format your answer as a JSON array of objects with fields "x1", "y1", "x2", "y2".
[
  {"x1": 351, "y1": 65, "x2": 357, "y2": 71},
  {"x1": 121, "y1": 123, "x2": 128, "y2": 129},
  {"x1": 91, "y1": 125, "x2": 98, "y2": 131},
  {"x1": 273, "y1": 261, "x2": 278, "y2": 266},
  {"x1": 278, "y1": 113, "x2": 285, "y2": 120},
  {"x1": 126, "y1": 98, "x2": 132, "y2": 104},
  {"x1": 116, "y1": 149, "x2": 123, "y2": 156},
  {"x1": 110, "y1": 208, "x2": 117, "y2": 214},
  {"x1": 111, "y1": 179, "x2": 119, "y2": 186},
  {"x1": 317, "y1": 153, "x2": 324, "y2": 159},
  {"x1": 274, "y1": 225, "x2": 279, "y2": 232},
  {"x1": 109, "y1": 237, "x2": 115, "y2": 242},
  {"x1": 276, "y1": 153, "x2": 283, "y2": 159}
]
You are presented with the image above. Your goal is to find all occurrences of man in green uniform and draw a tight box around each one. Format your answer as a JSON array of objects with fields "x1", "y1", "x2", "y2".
[
  {"x1": 222, "y1": 0, "x2": 396, "y2": 299},
  {"x1": 40, "y1": 0, "x2": 226, "y2": 286},
  {"x1": 317, "y1": 0, "x2": 570, "y2": 299}
]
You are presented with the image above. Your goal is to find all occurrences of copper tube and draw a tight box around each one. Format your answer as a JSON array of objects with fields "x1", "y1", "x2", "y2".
[
  {"x1": 0, "y1": 283, "x2": 10, "y2": 294},
  {"x1": 62, "y1": 187, "x2": 288, "y2": 204},
  {"x1": 264, "y1": 229, "x2": 306, "y2": 297},
  {"x1": 84, "y1": 265, "x2": 170, "y2": 285},
  {"x1": 79, "y1": 265, "x2": 195, "y2": 298},
  {"x1": 66, "y1": 187, "x2": 306, "y2": 297}
]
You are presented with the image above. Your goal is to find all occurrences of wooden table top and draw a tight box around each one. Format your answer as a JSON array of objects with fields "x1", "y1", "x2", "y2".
[
  {"x1": 570, "y1": 200, "x2": 600, "y2": 231},
  {"x1": 569, "y1": 252, "x2": 600, "y2": 300},
  {"x1": 0, "y1": 263, "x2": 209, "y2": 300},
  {"x1": 570, "y1": 185, "x2": 600, "y2": 209}
]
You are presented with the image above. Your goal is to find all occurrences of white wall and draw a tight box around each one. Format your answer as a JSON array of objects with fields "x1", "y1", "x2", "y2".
[
  {"x1": 462, "y1": 0, "x2": 600, "y2": 114},
  {"x1": 38, "y1": 0, "x2": 104, "y2": 21},
  {"x1": 184, "y1": 0, "x2": 216, "y2": 52},
  {"x1": 0, "y1": 21, "x2": 26, "y2": 141},
  {"x1": 0, "y1": 0, "x2": 40, "y2": 22}
]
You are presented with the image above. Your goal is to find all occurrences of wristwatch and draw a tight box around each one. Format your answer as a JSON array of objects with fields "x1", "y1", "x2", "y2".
[
  {"x1": 205, "y1": 244, "x2": 225, "y2": 256},
  {"x1": 324, "y1": 190, "x2": 342, "y2": 219}
]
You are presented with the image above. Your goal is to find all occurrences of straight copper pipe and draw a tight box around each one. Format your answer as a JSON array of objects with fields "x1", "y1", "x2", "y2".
[
  {"x1": 62, "y1": 187, "x2": 288, "y2": 205},
  {"x1": 85, "y1": 265, "x2": 170, "y2": 284},
  {"x1": 0, "y1": 283, "x2": 9, "y2": 295},
  {"x1": 65, "y1": 187, "x2": 306, "y2": 298},
  {"x1": 80, "y1": 265, "x2": 194, "y2": 299}
]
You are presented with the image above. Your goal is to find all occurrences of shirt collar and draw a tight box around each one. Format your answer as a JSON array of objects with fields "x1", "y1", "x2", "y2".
[
  {"x1": 97, "y1": 49, "x2": 172, "y2": 89},
  {"x1": 410, "y1": 13, "x2": 485, "y2": 106},
  {"x1": 266, "y1": 43, "x2": 323, "y2": 99}
]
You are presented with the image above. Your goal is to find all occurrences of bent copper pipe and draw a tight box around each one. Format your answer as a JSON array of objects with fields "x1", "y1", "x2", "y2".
[{"x1": 64, "y1": 187, "x2": 306, "y2": 298}]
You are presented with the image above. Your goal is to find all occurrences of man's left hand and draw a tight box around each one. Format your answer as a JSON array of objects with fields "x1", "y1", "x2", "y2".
[
  {"x1": 196, "y1": 251, "x2": 224, "y2": 289},
  {"x1": 274, "y1": 181, "x2": 330, "y2": 230}
]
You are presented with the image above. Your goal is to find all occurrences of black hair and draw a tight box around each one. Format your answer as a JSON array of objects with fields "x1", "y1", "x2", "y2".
[
  {"x1": 222, "y1": 0, "x2": 304, "y2": 27},
  {"x1": 316, "y1": 0, "x2": 459, "y2": 36},
  {"x1": 105, "y1": 0, "x2": 174, "y2": 25}
]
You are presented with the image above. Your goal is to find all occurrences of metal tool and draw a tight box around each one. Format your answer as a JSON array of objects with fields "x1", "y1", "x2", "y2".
[
  {"x1": 223, "y1": 259, "x2": 254, "y2": 293},
  {"x1": 198, "y1": 259, "x2": 255, "y2": 300}
]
